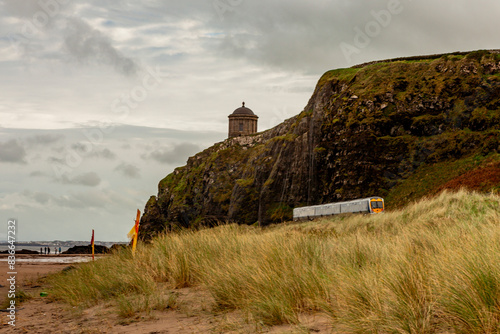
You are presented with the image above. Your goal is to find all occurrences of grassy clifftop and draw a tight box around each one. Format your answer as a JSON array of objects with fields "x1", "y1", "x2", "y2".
[
  {"x1": 49, "y1": 190, "x2": 500, "y2": 332},
  {"x1": 140, "y1": 50, "x2": 500, "y2": 239}
]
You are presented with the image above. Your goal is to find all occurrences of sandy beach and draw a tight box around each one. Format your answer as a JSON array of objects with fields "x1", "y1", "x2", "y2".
[
  {"x1": 0, "y1": 254, "x2": 94, "y2": 305},
  {"x1": 0, "y1": 254, "x2": 100, "y2": 333},
  {"x1": 0, "y1": 254, "x2": 331, "y2": 333}
]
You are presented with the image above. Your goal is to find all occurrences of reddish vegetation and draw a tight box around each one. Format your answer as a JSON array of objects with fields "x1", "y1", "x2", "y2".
[{"x1": 435, "y1": 162, "x2": 500, "y2": 193}]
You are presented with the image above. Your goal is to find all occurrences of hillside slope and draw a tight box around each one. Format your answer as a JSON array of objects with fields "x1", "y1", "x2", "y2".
[{"x1": 140, "y1": 50, "x2": 500, "y2": 240}]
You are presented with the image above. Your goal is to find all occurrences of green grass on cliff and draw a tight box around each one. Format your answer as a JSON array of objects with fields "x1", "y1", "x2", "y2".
[
  {"x1": 49, "y1": 190, "x2": 500, "y2": 332},
  {"x1": 317, "y1": 50, "x2": 500, "y2": 100}
]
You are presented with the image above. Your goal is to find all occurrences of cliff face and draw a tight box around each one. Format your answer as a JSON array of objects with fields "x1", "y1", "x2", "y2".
[{"x1": 140, "y1": 50, "x2": 500, "y2": 241}]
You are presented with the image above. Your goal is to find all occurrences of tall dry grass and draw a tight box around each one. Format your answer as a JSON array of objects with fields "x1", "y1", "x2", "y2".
[{"x1": 49, "y1": 190, "x2": 500, "y2": 332}]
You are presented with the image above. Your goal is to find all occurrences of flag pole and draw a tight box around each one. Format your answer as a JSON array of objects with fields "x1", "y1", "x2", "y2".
[
  {"x1": 132, "y1": 210, "x2": 140, "y2": 255},
  {"x1": 91, "y1": 229, "x2": 95, "y2": 261}
]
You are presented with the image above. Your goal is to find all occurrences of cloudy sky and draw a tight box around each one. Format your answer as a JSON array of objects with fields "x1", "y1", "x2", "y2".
[{"x1": 1, "y1": 0, "x2": 499, "y2": 242}]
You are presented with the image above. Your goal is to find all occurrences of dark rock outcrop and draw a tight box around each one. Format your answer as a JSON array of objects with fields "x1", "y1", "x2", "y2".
[
  {"x1": 140, "y1": 50, "x2": 500, "y2": 241},
  {"x1": 0, "y1": 249, "x2": 39, "y2": 255},
  {"x1": 62, "y1": 245, "x2": 109, "y2": 254}
]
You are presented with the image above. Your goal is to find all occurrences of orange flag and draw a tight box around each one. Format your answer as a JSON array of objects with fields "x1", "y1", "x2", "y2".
[
  {"x1": 127, "y1": 209, "x2": 141, "y2": 255},
  {"x1": 91, "y1": 229, "x2": 95, "y2": 261}
]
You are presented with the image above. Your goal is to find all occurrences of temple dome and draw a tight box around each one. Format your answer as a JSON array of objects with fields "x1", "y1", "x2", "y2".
[
  {"x1": 228, "y1": 102, "x2": 258, "y2": 137},
  {"x1": 230, "y1": 102, "x2": 255, "y2": 116}
]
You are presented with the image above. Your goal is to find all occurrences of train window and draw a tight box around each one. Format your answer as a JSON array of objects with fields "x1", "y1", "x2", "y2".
[{"x1": 371, "y1": 201, "x2": 383, "y2": 209}]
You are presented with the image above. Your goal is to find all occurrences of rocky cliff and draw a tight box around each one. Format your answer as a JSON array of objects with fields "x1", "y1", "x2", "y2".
[{"x1": 140, "y1": 50, "x2": 500, "y2": 241}]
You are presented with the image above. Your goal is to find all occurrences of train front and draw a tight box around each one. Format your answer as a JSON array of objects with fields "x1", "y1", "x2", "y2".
[{"x1": 370, "y1": 198, "x2": 385, "y2": 213}]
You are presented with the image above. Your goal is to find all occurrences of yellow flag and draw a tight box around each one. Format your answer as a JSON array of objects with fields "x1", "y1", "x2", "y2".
[
  {"x1": 127, "y1": 225, "x2": 136, "y2": 240},
  {"x1": 128, "y1": 209, "x2": 141, "y2": 255}
]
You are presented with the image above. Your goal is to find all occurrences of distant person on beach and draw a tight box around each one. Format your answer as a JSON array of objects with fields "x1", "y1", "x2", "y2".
[
  {"x1": 48, "y1": 247, "x2": 50, "y2": 254},
  {"x1": 44, "y1": 247, "x2": 47, "y2": 254},
  {"x1": 59, "y1": 247, "x2": 62, "y2": 254}
]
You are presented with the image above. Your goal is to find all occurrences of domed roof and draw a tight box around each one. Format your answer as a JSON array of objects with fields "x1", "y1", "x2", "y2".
[{"x1": 231, "y1": 102, "x2": 255, "y2": 116}]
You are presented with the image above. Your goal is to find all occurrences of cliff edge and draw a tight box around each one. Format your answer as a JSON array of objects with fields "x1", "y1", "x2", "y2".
[{"x1": 140, "y1": 50, "x2": 500, "y2": 241}]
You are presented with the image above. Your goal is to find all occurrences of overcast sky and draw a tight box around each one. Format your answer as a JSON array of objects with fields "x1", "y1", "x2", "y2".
[{"x1": 1, "y1": 0, "x2": 499, "y2": 242}]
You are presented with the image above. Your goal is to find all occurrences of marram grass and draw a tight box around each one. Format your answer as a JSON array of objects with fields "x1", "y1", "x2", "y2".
[{"x1": 49, "y1": 190, "x2": 500, "y2": 332}]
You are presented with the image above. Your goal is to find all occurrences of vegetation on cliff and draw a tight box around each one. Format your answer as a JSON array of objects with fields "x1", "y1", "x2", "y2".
[
  {"x1": 49, "y1": 190, "x2": 500, "y2": 332},
  {"x1": 140, "y1": 50, "x2": 500, "y2": 239}
]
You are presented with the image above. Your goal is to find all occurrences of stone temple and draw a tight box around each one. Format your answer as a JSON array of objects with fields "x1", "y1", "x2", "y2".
[{"x1": 228, "y1": 102, "x2": 258, "y2": 138}]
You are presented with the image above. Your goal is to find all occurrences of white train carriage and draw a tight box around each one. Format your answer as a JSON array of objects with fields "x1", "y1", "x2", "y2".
[{"x1": 293, "y1": 197, "x2": 384, "y2": 221}]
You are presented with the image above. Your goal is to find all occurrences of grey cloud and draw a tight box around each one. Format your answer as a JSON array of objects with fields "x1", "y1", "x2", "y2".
[
  {"x1": 94, "y1": 148, "x2": 116, "y2": 160},
  {"x1": 209, "y1": 1, "x2": 361, "y2": 71},
  {"x1": 114, "y1": 163, "x2": 140, "y2": 179},
  {"x1": 61, "y1": 172, "x2": 101, "y2": 187},
  {"x1": 2, "y1": 0, "x2": 75, "y2": 19},
  {"x1": 98, "y1": 0, "x2": 375, "y2": 72},
  {"x1": 33, "y1": 191, "x2": 50, "y2": 205},
  {"x1": 51, "y1": 146, "x2": 66, "y2": 154},
  {"x1": 71, "y1": 142, "x2": 90, "y2": 153},
  {"x1": 63, "y1": 17, "x2": 139, "y2": 76},
  {"x1": 25, "y1": 134, "x2": 64, "y2": 146},
  {"x1": 118, "y1": 0, "x2": 499, "y2": 72},
  {"x1": 142, "y1": 142, "x2": 200, "y2": 164},
  {"x1": 22, "y1": 189, "x2": 107, "y2": 209},
  {"x1": 1, "y1": 0, "x2": 73, "y2": 61},
  {"x1": 208, "y1": 0, "x2": 500, "y2": 70},
  {"x1": 67, "y1": 191, "x2": 107, "y2": 208},
  {"x1": 71, "y1": 143, "x2": 116, "y2": 160},
  {"x1": 21, "y1": 190, "x2": 48, "y2": 205},
  {"x1": 29, "y1": 171, "x2": 46, "y2": 177},
  {"x1": 0, "y1": 139, "x2": 27, "y2": 164},
  {"x1": 48, "y1": 156, "x2": 65, "y2": 164},
  {"x1": 2, "y1": 0, "x2": 137, "y2": 76},
  {"x1": 6, "y1": 0, "x2": 500, "y2": 77},
  {"x1": 22, "y1": 190, "x2": 49, "y2": 205},
  {"x1": 50, "y1": 195, "x2": 88, "y2": 209},
  {"x1": 1, "y1": 0, "x2": 45, "y2": 18}
]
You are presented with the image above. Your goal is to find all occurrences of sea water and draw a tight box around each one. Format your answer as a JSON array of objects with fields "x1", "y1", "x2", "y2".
[{"x1": 0, "y1": 245, "x2": 71, "y2": 253}]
